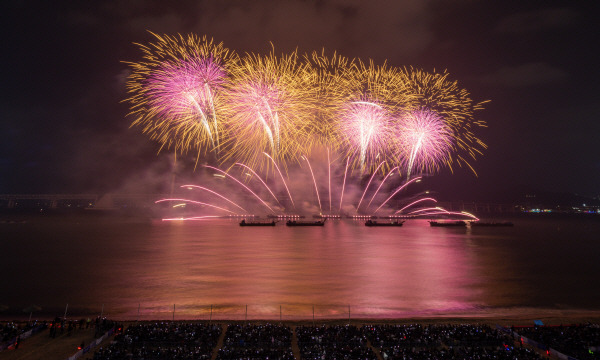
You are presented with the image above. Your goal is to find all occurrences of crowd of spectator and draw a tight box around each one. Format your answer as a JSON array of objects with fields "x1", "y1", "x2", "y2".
[
  {"x1": 0, "y1": 320, "x2": 46, "y2": 350},
  {"x1": 516, "y1": 323, "x2": 600, "y2": 360},
  {"x1": 363, "y1": 324, "x2": 445, "y2": 350},
  {"x1": 1, "y1": 321, "x2": 37, "y2": 342},
  {"x1": 91, "y1": 322, "x2": 219, "y2": 360},
  {"x1": 46, "y1": 320, "x2": 596, "y2": 360},
  {"x1": 217, "y1": 323, "x2": 294, "y2": 360},
  {"x1": 296, "y1": 324, "x2": 376, "y2": 359},
  {"x1": 363, "y1": 324, "x2": 543, "y2": 360},
  {"x1": 377, "y1": 345, "x2": 543, "y2": 359}
]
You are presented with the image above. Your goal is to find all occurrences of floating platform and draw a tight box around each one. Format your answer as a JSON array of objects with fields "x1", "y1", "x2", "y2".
[
  {"x1": 365, "y1": 220, "x2": 404, "y2": 227},
  {"x1": 239, "y1": 220, "x2": 276, "y2": 226},
  {"x1": 286, "y1": 220, "x2": 326, "y2": 226},
  {"x1": 429, "y1": 220, "x2": 466, "y2": 227},
  {"x1": 267, "y1": 214, "x2": 305, "y2": 219},
  {"x1": 470, "y1": 221, "x2": 514, "y2": 227}
]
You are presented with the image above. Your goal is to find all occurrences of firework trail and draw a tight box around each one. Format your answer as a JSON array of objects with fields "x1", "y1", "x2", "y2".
[
  {"x1": 339, "y1": 156, "x2": 350, "y2": 212},
  {"x1": 356, "y1": 161, "x2": 385, "y2": 213},
  {"x1": 409, "y1": 207, "x2": 479, "y2": 220},
  {"x1": 302, "y1": 155, "x2": 322, "y2": 212},
  {"x1": 162, "y1": 215, "x2": 223, "y2": 221},
  {"x1": 204, "y1": 165, "x2": 275, "y2": 214},
  {"x1": 395, "y1": 197, "x2": 437, "y2": 214},
  {"x1": 235, "y1": 163, "x2": 282, "y2": 207},
  {"x1": 155, "y1": 198, "x2": 236, "y2": 214},
  {"x1": 124, "y1": 33, "x2": 237, "y2": 162},
  {"x1": 264, "y1": 152, "x2": 295, "y2": 208},
  {"x1": 327, "y1": 148, "x2": 332, "y2": 212},
  {"x1": 366, "y1": 166, "x2": 399, "y2": 209},
  {"x1": 181, "y1": 184, "x2": 247, "y2": 213},
  {"x1": 374, "y1": 176, "x2": 422, "y2": 214}
]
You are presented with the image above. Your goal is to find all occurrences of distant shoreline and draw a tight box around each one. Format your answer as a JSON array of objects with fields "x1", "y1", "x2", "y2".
[{"x1": 3, "y1": 312, "x2": 600, "y2": 326}]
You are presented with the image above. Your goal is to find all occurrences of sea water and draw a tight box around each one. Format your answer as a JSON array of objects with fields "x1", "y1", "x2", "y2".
[{"x1": 1, "y1": 214, "x2": 599, "y2": 320}]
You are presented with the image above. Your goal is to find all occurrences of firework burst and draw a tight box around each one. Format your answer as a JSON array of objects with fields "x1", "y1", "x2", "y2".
[
  {"x1": 303, "y1": 50, "x2": 356, "y2": 147},
  {"x1": 124, "y1": 35, "x2": 488, "y2": 180},
  {"x1": 333, "y1": 60, "x2": 415, "y2": 174},
  {"x1": 396, "y1": 109, "x2": 454, "y2": 178},
  {"x1": 400, "y1": 67, "x2": 488, "y2": 175},
  {"x1": 220, "y1": 48, "x2": 318, "y2": 170},
  {"x1": 124, "y1": 32, "x2": 237, "y2": 162}
]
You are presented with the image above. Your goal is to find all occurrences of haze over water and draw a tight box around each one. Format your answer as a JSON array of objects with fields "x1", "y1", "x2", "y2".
[{"x1": 1, "y1": 215, "x2": 599, "y2": 320}]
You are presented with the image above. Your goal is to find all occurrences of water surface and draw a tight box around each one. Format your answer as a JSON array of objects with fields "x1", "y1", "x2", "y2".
[{"x1": 1, "y1": 215, "x2": 599, "y2": 320}]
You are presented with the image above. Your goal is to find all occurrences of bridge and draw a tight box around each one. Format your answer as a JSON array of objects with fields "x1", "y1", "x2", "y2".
[
  {"x1": 0, "y1": 194, "x2": 519, "y2": 213},
  {"x1": 0, "y1": 194, "x2": 168, "y2": 209}
]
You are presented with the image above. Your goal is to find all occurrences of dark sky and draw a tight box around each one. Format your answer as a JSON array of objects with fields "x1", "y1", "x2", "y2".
[{"x1": 1, "y1": 0, "x2": 598, "y2": 201}]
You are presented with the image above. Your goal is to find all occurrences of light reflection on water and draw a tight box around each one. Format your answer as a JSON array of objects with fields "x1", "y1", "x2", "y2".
[{"x1": 1, "y1": 216, "x2": 599, "y2": 320}]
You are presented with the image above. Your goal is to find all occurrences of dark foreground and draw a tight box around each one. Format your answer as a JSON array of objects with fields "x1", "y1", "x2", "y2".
[{"x1": 2, "y1": 318, "x2": 599, "y2": 360}]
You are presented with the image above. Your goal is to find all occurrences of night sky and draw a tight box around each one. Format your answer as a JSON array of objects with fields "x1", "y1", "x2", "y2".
[{"x1": 2, "y1": 1, "x2": 598, "y2": 201}]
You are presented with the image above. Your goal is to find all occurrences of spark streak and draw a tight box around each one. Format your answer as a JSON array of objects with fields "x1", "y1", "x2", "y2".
[
  {"x1": 181, "y1": 185, "x2": 247, "y2": 213},
  {"x1": 328, "y1": 148, "x2": 331, "y2": 212},
  {"x1": 302, "y1": 155, "x2": 322, "y2": 212},
  {"x1": 264, "y1": 152, "x2": 295, "y2": 208},
  {"x1": 155, "y1": 199, "x2": 236, "y2": 214},
  {"x1": 356, "y1": 161, "x2": 385, "y2": 213},
  {"x1": 374, "y1": 176, "x2": 422, "y2": 214},
  {"x1": 235, "y1": 163, "x2": 282, "y2": 207},
  {"x1": 339, "y1": 156, "x2": 350, "y2": 212},
  {"x1": 367, "y1": 166, "x2": 399, "y2": 209},
  {"x1": 394, "y1": 197, "x2": 437, "y2": 214},
  {"x1": 204, "y1": 165, "x2": 275, "y2": 213}
]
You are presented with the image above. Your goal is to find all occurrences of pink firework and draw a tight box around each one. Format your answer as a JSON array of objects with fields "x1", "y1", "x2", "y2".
[
  {"x1": 146, "y1": 55, "x2": 228, "y2": 151},
  {"x1": 396, "y1": 109, "x2": 453, "y2": 178},
  {"x1": 339, "y1": 100, "x2": 393, "y2": 172}
]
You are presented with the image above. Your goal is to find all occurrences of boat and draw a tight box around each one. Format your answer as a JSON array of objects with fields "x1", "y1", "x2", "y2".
[
  {"x1": 470, "y1": 221, "x2": 514, "y2": 227},
  {"x1": 429, "y1": 220, "x2": 466, "y2": 227},
  {"x1": 286, "y1": 219, "x2": 326, "y2": 226},
  {"x1": 239, "y1": 219, "x2": 276, "y2": 226},
  {"x1": 365, "y1": 220, "x2": 404, "y2": 227}
]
